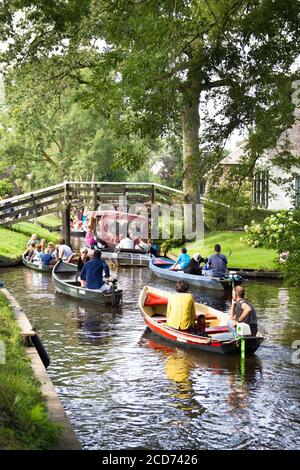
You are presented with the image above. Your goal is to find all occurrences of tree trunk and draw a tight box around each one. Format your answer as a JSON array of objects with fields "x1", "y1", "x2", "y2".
[
  {"x1": 182, "y1": 84, "x2": 201, "y2": 205},
  {"x1": 181, "y1": 81, "x2": 202, "y2": 240}
]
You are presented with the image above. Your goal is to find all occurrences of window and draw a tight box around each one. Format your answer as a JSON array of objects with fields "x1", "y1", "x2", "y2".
[
  {"x1": 252, "y1": 170, "x2": 269, "y2": 208},
  {"x1": 296, "y1": 176, "x2": 300, "y2": 208}
]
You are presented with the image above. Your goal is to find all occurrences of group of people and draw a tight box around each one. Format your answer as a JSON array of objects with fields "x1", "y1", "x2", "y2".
[
  {"x1": 25, "y1": 234, "x2": 73, "y2": 266},
  {"x1": 84, "y1": 227, "x2": 160, "y2": 257},
  {"x1": 173, "y1": 244, "x2": 228, "y2": 277},
  {"x1": 167, "y1": 281, "x2": 258, "y2": 336}
]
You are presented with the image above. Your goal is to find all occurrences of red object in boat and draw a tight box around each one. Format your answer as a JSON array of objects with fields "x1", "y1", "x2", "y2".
[{"x1": 144, "y1": 292, "x2": 168, "y2": 306}]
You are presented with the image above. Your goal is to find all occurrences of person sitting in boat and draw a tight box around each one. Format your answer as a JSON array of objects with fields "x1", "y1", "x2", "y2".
[
  {"x1": 206, "y1": 244, "x2": 227, "y2": 277},
  {"x1": 166, "y1": 280, "x2": 196, "y2": 331},
  {"x1": 40, "y1": 238, "x2": 47, "y2": 252},
  {"x1": 68, "y1": 247, "x2": 91, "y2": 271},
  {"x1": 58, "y1": 238, "x2": 73, "y2": 260},
  {"x1": 171, "y1": 248, "x2": 190, "y2": 270},
  {"x1": 183, "y1": 252, "x2": 207, "y2": 276},
  {"x1": 31, "y1": 244, "x2": 43, "y2": 263},
  {"x1": 230, "y1": 286, "x2": 258, "y2": 336},
  {"x1": 149, "y1": 240, "x2": 160, "y2": 257},
  {"x1": 27, "y1": 233, "x2": 38, "y2": 248},
  {"x1": 79, "y1": 250, "x2": 111, "y2": 292},
  {"x1": 115, "y1": 233, "x2": 134, "y2": 251},
  {"x1": 43, "y1": 242, "x2": 57, "y2": 265},
  {"x1": 26, "y1": 242, "x2": 36, "y2": 261},
  {"x1": 196, "y1": 314, "x2": 208, "y2": 337},
  {"x1": 84, "y1": 228, "x2": 106, "y2": 250},
  {"x1": 134, "y1": 238, "x2": 150, "y2": 252}
]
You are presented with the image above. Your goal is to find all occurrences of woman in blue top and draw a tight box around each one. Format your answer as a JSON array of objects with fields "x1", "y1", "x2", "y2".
[{"x1": 171, "y1": 248, "x2": 191, "y2": 271}]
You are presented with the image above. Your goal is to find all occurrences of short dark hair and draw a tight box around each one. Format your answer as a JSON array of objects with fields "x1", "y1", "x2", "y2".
[
  {"x1": 181, "y1": 247, "x2": 187, "y2": 254},
  {"x1": 175, "y1": 280, "x2": 189, "y2": 293},
  {"x1": 59, "y1": 238, "x2": 65, "y2": 245},
  {"x1": 93, "y1": 249, "x2": 102, "y2": 259},
  {"x1": 215, "y1": 244, "x2": 221, "y2": 252},
  {"x1": 233, "y1": 285, "x2": 245, "y2": 298}
]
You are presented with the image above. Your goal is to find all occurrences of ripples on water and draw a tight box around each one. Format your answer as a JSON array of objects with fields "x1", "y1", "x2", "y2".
[{"x1": 1, "y1": 267, "x2": 300, "y2": 450}]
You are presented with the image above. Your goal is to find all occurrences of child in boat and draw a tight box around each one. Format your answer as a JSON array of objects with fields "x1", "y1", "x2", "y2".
[
  {"x1": 27, "y1": 233, "x2": 38, "y2": 248},
  {"x1": 166, "y1": 280, "x2": 196, "y2": 331},
  {"x1": 31, "y1": 244, "x2": 43, "y2": 264},
  {"x1": 195, "y1": 314, "x2": 208, "y2": 336},
  {"x1": 171, "y1": 248, "x2": 190, "y2": 270},
  {"x1": 26, "y1": 242, "x2": 36, "y2": 260}
]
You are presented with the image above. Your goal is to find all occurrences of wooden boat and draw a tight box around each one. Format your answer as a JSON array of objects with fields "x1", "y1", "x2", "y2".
[
  {"x1": 52, "y1": 259, "x2": 122, "y2": 306},
  {"x1": 22, "y1": 252, "x2": 53, "y2": 272},
  {"x1": 100, "y1": 248, "x2": 151, "y2": 267},
  {"x1": 139, "y1": 286, "x2": 264, "y2": 355},
  {"x1": 149, "y1": 257, "x2": 243, "y2": 291}
]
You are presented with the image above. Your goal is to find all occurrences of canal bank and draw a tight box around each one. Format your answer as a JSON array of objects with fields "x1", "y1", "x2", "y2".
[{"x1": 0, "y1": 287, "x2": 81, "y2": 450}]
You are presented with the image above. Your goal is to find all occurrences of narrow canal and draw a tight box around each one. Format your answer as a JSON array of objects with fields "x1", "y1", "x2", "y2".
[{"x1": 1, "y1": 266, "x2": 300, "y2": 450}]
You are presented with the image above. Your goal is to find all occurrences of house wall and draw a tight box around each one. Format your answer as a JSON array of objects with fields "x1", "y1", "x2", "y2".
[{"x1": 268, "y1": 165, "x2": 299, "y2": 210}]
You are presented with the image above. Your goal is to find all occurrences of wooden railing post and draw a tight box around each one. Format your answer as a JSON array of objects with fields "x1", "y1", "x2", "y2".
[
  {"x1": 62, "y1": 183, "x2": 71, "y2": 246},
  {"x1": 151, "y1": 184, "x2": 156, "y2": 204},
  {"x1": 93, "y1": 183, "x2": 98, "y2": 210}
]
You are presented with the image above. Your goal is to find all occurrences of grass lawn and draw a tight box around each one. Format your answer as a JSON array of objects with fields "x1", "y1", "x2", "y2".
[
  {"x1": 0, "y1": 222, "x2": 60, "y2": 261},
  {"x1": 0, "y1": 294, "x2": 60, "y2": 449},
  {"x1": 36, "y1": 214, "x2": 62, "y2": 229},
  {"x1": 0, "y1": 227, "x2": 29, "y2": 261},
  {"x1": 172, "y1": 231, "x2": 278, "y2": 270},
  {"x1": 10, "y1": 221, "x2": 60, "y2": 244}
]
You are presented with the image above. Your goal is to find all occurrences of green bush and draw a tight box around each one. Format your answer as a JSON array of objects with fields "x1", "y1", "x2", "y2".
[
  {"x1": 205, "y1": 204, "x2": 275, "y2": 231},
  {"x1": 0, "y1": 294, "x2": 61, "y2": 449},
  {"x1": 0, "y1": 179, "x2": 13, "y2": 199},
  {"x1": 243, "y1": 210, "x2": 300, "y2": 286}
]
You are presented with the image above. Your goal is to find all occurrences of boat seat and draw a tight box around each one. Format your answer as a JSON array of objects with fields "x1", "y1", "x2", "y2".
[
  {"x1": 153, "y1": 316, "x2": 167, "y2": 323},
  {"x1": 205, "y1": 326, "x2": 229, "y2": 334}
]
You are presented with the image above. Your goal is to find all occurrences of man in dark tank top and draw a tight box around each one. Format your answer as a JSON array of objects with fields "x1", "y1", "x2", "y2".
[{"x1": 230, "y1": 286, "x2": 258, "y2": 336}]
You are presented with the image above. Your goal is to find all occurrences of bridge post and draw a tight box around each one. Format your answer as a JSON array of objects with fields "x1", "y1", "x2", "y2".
[
  {"x1": 93, "y1": 183, "x2": 98, "y2": 211},
  {"x1": 151, "y1": 184, "x2": 156, "y2": 204},
  {"x1": 62, "y1": 183, "x2": 71, "y2": 246}
]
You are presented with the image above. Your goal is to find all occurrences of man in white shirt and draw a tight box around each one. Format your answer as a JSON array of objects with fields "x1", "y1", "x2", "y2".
[
  {"x1": 58, "y1": 238, "x2": 73, "y2": 260},
  {"x1": 115, "y1": 234, "x2": 134, "y2": 251}
]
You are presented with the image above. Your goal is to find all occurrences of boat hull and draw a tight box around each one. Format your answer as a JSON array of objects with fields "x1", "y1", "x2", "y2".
[
  {"x1": 149, "y1": 258, "x2": 242, "y2": 291},
  {"x1": 52, "y1": 260, "x2": 122, "y2": 306},
  {"x1": 101, "y1": 250, "x2": 150, "y2": 267},
  {"x1": 22, "y1": 253, "x2": 53, "y2": 272},
  {"x1": 139, "y1": 286, "x2": 263, "y2": 356}
]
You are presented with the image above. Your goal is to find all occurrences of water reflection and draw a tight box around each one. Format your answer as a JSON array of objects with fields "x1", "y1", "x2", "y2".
[{"x1": 141, "y1": 330, "x2": 263, "y2": 418}]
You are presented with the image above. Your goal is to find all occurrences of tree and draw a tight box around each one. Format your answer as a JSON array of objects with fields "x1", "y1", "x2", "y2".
[
  {"x1": 1, "y1": 1, "x2": 300, "y2": 203},
  {"x1": 0, "y1": 62, "x2": 159, "y2": 191}
]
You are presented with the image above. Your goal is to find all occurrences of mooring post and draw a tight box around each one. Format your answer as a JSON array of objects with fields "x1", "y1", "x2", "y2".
[{"x1": 62, "y1": 183, "x2": 71, "y2": 246}]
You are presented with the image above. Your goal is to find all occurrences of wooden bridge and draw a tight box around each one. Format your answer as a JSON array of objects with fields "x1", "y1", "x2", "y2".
[{"x1": 0, "y1": 181, "x2": 186, "y2": 244}]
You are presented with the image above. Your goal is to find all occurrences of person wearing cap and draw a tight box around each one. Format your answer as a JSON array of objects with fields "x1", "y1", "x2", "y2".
[{"x1": 183, "y1": 252, "x2": 207, "y2": 276}]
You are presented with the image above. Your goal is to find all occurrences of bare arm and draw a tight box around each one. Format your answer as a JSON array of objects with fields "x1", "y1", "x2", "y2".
[
  {"x1": 237, "y1": 302, "x2": 251, "y2": 323},
  {"x1": 230, "y1": 300, "x2": 236, "y2": 320}
]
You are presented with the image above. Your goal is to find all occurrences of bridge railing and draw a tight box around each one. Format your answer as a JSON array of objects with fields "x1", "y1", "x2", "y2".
[{"x1": 0, "y1": 181, "x2": 185, "y2": 227}]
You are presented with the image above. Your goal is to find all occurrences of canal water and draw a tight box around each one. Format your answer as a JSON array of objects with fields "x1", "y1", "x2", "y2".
[{"x1": 0, "y1": 266, "x2": 300, "y2": 450}]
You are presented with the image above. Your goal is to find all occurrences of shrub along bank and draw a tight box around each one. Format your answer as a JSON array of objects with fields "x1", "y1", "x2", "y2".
[{"x1": 0, "y1": 294, "x2": 60, "y2": 449}]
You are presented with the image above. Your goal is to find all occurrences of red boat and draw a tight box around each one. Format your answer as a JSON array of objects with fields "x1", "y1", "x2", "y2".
[{"x1": 139, "y1": 286, "x2": 264, "y2": 355}]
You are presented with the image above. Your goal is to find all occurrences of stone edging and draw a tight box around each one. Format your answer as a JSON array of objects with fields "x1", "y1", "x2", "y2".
[{"x1": 0, "y1": 287, "x2": 81, "y2": 450}]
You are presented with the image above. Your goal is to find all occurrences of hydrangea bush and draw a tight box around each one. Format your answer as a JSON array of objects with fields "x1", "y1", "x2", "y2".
[
  {"x1": 243, "y1": 210, "x2": 300, "y2": 286},
  {"x1": 243, "y1": 211, "x2": 299, "y2": 252}
]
